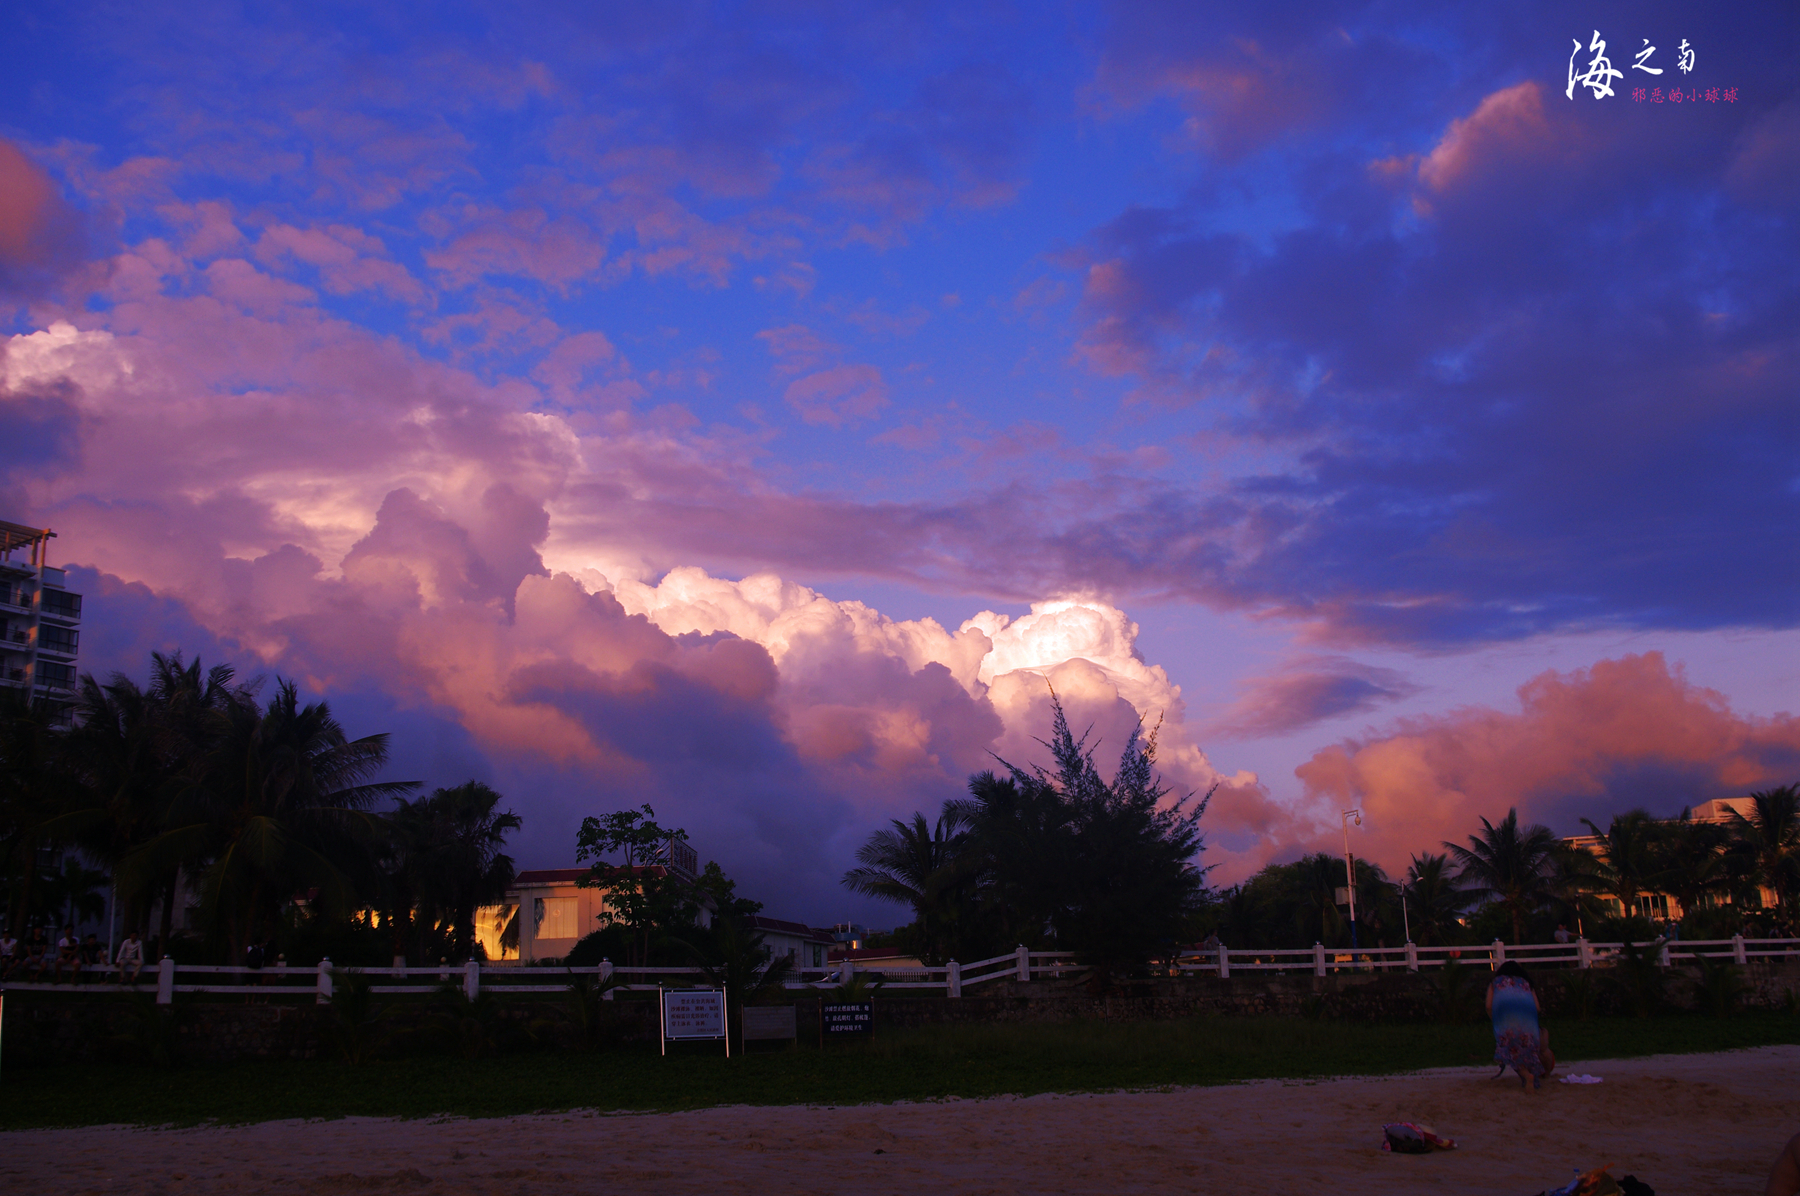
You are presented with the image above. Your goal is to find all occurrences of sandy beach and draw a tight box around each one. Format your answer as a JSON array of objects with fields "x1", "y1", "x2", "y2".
[{"x1": 8, "y1": 1046, "x2": 1796, "y2": 1195}]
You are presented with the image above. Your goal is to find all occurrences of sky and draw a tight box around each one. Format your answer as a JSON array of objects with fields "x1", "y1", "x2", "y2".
[{"x1": 1, "y1": 0, "x2": 1796, "y2": 926}]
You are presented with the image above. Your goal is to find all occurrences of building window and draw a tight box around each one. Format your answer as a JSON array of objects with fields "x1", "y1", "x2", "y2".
[
  {"x1": 533, "y1": 896, "x2": 578, "y2": 939},
  {"x1": 35, "y1": 660, "x2": 76, "y2": 687},
  {"x1": 40, "y1": 626, "x2": 78, "y2": 655},
  {"x1": 41, "y1": 591, "x2": 81, "y2": 619},
  {"x1": 811, "y1": 944, "x2": 823, "y2": 967}
]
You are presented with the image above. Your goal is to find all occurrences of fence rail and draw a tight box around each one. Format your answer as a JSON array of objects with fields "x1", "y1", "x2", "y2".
[{"x1": 4, "y1": 936, "x2": 1794, "y2": 1004}]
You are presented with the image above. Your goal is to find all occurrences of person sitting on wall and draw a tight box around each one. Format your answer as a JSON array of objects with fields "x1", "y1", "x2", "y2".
[
  {"x1": 52, "y1": 924, "x2": 83, "y2": 983},
  {"x1": 21, "y1": 926, "x2": 51, "y2": 981},
  {"x1": 114, "y1": 930, "x2": 145, "y2": 985},
  {"x1": 0, "y1": 929, "x2": 18, "y2": 980},
  {"x1": 79, "y1": 933, "x2": 105, "y2": 983}
]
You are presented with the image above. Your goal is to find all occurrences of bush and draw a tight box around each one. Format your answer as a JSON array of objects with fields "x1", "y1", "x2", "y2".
[{"x1": 1691, "y1": 957, "x2": 1747, "y2": 1017}]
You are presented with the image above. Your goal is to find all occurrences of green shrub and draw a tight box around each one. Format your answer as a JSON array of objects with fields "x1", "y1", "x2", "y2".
[{"x1": 1691, "y1": 956, "x2": 1747, "y2": 1017}]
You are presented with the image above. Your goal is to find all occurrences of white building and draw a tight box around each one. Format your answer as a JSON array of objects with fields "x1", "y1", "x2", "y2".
[
  {"x1": 1563, "y1": 796, "x2": 1781, "y2": 919},
  {"x1": 750, "y1": 915, "x2": 836, "y2": 971},
  {"x1": 0, "y1": 520, "x2": 82, "y2": 724}
]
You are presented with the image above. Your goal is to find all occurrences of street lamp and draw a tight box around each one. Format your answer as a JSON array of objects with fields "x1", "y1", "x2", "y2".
[{"x1": 1342, "y1": 809, "x2": 1362, "y2": 950}]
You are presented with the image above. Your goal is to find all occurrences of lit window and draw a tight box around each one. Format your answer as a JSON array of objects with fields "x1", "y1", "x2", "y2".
[{"x1": 533, "y1": 896, "x2": 578, "y2": 939}]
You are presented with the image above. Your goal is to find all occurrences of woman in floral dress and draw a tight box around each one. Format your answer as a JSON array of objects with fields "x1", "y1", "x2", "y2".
[{"x1": 1486, "y1": 961, "x2": 1543, "y2": 1091}]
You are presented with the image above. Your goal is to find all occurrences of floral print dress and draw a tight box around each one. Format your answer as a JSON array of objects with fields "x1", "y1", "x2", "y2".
[{"x1": 1490, "y1": 975, "x2": 1543, "y2": 1077}]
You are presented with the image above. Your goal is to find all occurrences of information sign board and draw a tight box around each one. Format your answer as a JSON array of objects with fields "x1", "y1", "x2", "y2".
[
  {"x1": 742, "y1": 1005, "x2": 797, "y2": 1042},
  {"x1": 821, "y1": 1001, "x2": 873, "y2": 1036},
  {"x1": 662, "y1": 989, "x2": 726, "y2": 1040}
]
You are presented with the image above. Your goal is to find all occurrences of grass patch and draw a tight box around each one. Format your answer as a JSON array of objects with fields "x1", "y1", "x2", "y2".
[{"x1": 3, "y1": 1013, "x2": 1796, "y2": 1130}]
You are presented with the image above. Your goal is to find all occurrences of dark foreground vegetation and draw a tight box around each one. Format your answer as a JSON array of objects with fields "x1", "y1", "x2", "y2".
[{"x1": 2, "y1": 1011, "x2": 1796, "y2": 1130}]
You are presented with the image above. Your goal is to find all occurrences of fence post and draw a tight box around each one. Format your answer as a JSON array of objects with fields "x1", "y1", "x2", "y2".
[
  {"x1": 600, "y1": 958, "x2": 614, "y2": 1000},
  {"x1": 1405, "y1": 941, "x2": 1418, "y2": 972},
  {"x1": 947, "y1": 959, "x2": 961, "y2": 999},
  {"x1": 1578, "y1": 937, "x2": 1592, "y2": 969},
  {"x1": 156, "y1": 956, "x2": 175, "y2": 1005},
  {"x1": 1313, "y1": 942, "x2": 1326, "y2": 977},
  {"x1": 316, "y1": 957, "x2": 333, "y2": 1005},
  {"x1": 1657, "y1": 939, "x2": 1671, "y2": 968},
  {"x1": 1016, "y1": 945, "x2": 1030, "y2": 982},
  {"x1": 1732, "y1": 934, "x2": 1747, "y2": 965},
  {"x1": 1217, "y1": 945, "x2": 1231, "y2": 979},
  {"x1": 464, "y1": 958, "x2": 480, "y2": 1001},
  {"x1": 1491, "y1": 939, "x2": 1505, "y2": 969},
  {"x1": 842, "y1": 957, "x2": 855, "y2": 987}
]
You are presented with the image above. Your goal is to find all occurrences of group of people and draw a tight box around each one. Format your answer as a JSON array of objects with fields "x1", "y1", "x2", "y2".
[{"x1": 0, "y1": 926, "x2": 146, "y2": 985}]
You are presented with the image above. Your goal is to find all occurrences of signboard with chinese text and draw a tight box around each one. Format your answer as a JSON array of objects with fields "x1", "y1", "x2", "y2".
[
  {"x1": 821, "y1": 1001, "x2": 873, "y2": 1037},
  {"x1": 662, "y1": 989, "x2": 726, "y2": 1040}
]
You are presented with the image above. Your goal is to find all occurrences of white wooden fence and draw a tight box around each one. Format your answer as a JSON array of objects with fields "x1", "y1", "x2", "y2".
[{"x1": 5, "y1": 937, "x2": 1794, "y2": 1004}]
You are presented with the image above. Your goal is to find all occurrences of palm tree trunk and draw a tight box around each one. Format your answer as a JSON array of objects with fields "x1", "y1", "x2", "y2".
[
  {"x1": 9, "y1": 838, "x2": 36, "y2": 937},
  {"x1": 157, "y1": 868, "x2": 179, "y2": 960}
]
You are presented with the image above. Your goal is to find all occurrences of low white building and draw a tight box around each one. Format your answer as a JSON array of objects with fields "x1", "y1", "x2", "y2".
[{"x1": 750, "y1": 915, "x2": 836, "y2": 971}]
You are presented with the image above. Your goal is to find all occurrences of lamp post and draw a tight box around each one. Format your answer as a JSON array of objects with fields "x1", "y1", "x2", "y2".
[{"x1": 1342, "y1": 809, "x2": 1362, "y2": 950}]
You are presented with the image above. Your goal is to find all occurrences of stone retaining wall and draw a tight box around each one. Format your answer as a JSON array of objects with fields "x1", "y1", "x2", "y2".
[{"x1": 2, "y1": 958, "x2": 1792, "y2": 1065}]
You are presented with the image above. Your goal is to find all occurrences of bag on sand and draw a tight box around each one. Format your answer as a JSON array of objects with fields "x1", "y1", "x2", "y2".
[
  {"x1": 1537, "y1": 1164, "x2": 1655, "y2": 1196},
  {"x1": 1381, "y1": 1123, "x2": 1456, "y2": 1153}
]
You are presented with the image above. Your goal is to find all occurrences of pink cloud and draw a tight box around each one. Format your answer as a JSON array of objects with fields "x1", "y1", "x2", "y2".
[
  {"x1": 423, "y1": 206, "x2": 609, "y2": 293},
  {"x1": 1212, "y1": 655, "x2": 1419, "y2": 739},
  {"x1": 1295, "y1": 653, "x2": 1800, "y2": 872},
  {"x1": 783, "y1": 364, "x2": 888, "y2": 427},
  {"x1": 253, "y1": 222, "x2": 427, "y2": 305},
  {"x1": 1414, "y1": 81, "x2": 1569, "y2": 206},
  {"x1": 0, "y1": 138, "x2": 92, "y2": 299}
]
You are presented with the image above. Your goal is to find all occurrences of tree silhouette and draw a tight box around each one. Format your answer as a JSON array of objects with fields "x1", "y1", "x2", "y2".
[
  {"x1": 841, "y1": 807, "x2": 969, "y2": 964},
  {"x1": 1444, "y1": 808, "x2": 1558, "y2": 946}
]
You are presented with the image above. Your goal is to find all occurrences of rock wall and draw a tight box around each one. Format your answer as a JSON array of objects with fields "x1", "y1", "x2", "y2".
[{"x1": 1, "y1": 957, "x2": 1792, "y2": 1065}]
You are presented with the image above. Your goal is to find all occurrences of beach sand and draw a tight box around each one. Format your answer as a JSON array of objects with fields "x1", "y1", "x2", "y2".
[{"x1": 7, "y1": 1046, "x2": 1795, "y2": 1195}]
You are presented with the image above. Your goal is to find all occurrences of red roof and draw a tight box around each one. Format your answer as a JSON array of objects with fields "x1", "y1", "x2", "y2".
[
  {"x1": 750, "y1": 915, "x2": 835, "y2": 942},
  {"x1": 512, "y1": 865, "x2": 668, "y2": 886},
  {"x1": 828, "y1": 946, "x2": 914, "y2": 963}
]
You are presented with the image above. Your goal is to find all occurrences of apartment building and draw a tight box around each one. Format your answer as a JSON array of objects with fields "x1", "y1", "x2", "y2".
[
  {"x1": 1562, "y1": 797, "x2": 1779, "y2": 919},
  {"x1": 0, "y1": 520, "x2": 82, "y2": 723}
]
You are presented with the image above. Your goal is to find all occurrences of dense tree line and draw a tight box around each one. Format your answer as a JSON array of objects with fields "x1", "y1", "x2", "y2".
[
  {"x1": 0, "y1": 652, "x2": 521, "y2": 966},
  {"x1": 1190, "y1": 796, "x2": 1797, "y2": 952},
  {"x1": 848, "y1": 694, "x2": 1799, "y2": 966},
  {"x1": 843, "y1": 696, "x2": 1212, "y2": 980}
]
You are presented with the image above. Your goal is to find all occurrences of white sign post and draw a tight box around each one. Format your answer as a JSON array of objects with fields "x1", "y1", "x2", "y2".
[{"x1": 660, "y1": 987, "x2": 729, "y2": 1058}]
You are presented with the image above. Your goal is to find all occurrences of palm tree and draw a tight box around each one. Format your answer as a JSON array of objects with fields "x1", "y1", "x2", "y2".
[
  {"x1": 37, "y1": 854, "x2": 108, "y2": 927},
  {"x1": 842, "y1": 806, "x2": 970, "y2": 964},
  {"x1": 1444, "y1": 808, "x2": 1559, "y2": 946},
  {"x1": 1402, "y1": 852, "x2": 1472, "y2": 946},
  {"x1": 691, "y1": 915, "x2": 794, "y2": 1052},
  {"x1": 0, "y1": 685, "x2": 78, "y2": 936},
  {"x1": 129, "y1": 680, "x2": 413, "y2": 962},
  {"x1": 1545, "y1": 839, "x2": 1606, "y2": 936},
  {"x1": 58, "y1": 672, "x2": 172, "y2": 937},
  {"x1": 397, "y1": 781, "x2": 521, "y2": 962},
  {"x1": 143, "y1": 653, "x2": 248, "y2": 953},
  {"x1": 1578, "y1": 809, "x2": 1663, "y2": 922},
  {"x1": 1728, "y1": 784, "x2": 1800, "y2": 918},
  {"x1": 1653, "y1": 809, "x2": 1731, "y2": 920}
]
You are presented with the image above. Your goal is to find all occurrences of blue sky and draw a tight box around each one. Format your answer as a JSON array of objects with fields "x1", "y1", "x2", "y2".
[{"x1": 2, "y1": 0, "x2": 1795, "y2": 921}]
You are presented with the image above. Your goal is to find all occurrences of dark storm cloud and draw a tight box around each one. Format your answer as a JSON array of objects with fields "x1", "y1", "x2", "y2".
[{"x1": 1063, "y1": 0, "x2": 1800, "y2": 645}]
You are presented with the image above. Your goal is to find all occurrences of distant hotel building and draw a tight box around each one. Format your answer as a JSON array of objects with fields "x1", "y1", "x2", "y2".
[
  {"x1": 1562, "y1": 796, "x2": 1779, "y2": 919},
  {"x1": 0, "y1": 520, "x2": 83, "y2": 722}
]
